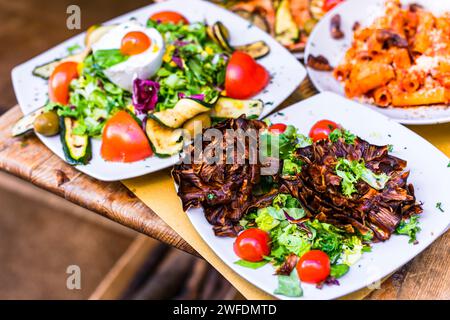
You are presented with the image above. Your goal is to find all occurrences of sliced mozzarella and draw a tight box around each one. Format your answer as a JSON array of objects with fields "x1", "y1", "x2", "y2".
[{"x1": 92, "y1": 21, "x2": 165, "y2": 92}]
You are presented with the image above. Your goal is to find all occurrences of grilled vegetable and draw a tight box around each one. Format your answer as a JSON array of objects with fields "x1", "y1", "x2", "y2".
[
  {"x1": 212, "y1": 22, "x2": 234, "y2": 52},
  {"x1": 11, "y1": 107, "x2": 45, "y2": 136},
  {"x1": 150, "y1": 98, "x2": 211, "y2": 128},
  {"x1": 275, "y1": 0, "x2": 299, "y2": 46},
  {"x1": 251, "y1": 12, "x2": 271, "y2": 34},
  {"x1": 32, "y1": 59, "x2": 61, "y2": 80},
  {"x1": 146, "y1": 118, "x2": 184, "y2": 156},
  {"x1": 182, "y1": 113, "x2": 211, "y2": 138},
  {"x1": 210, "y1": 97, "x2": 263, "y2": 119},
  {"x1": 235, "y1": 41, "x2": 270, "y2": 59},
  {"x1": 61, "y1": 117, "x2": 91, "y2": 165},
  {"x1": 85, "y1": 24, "x2": 116, "y2": 48},
  {"x1": 309, "y1": 0, "x2": 326, "y2": 20},
  {"x1": 33, "y1": 111, "x2": 60, "y2": 136}
]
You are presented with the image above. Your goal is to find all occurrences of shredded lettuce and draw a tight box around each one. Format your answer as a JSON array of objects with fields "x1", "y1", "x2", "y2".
[
  {"x1": 260, "y1": 125, "x2": 311, "y2": 160},
  {"x1": 50, "y1": 55, "x2": 131, "y2": 137},
  {"x1": 395, "y1": 215, "x2": 421, "y2": 243},
  {"x1": 274, "y1": 270, "x2": 303, "y2": 297},
  {"x1": 93, "y1": 49, "x2": 129, "y2": 69},
  {"x1": 329, "y1": 128, "x2": 356, "y2": 144},
  {"x1": 146, "y1": 21, "x2": 226, "y2": 111},
  {"x1": 335, "y1": 158, "x2": 390, "y2": 196}
]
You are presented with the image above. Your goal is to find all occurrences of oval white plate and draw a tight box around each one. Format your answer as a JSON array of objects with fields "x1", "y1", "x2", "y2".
[
  {"x1": 305, "y1": 0, "x2": 450, "y2": 125},
  {"x1": 11, "y1": 0, "x2": 306, "y2": 181},
  {"x1": 182, "y1": 92, "x2": 450, "y2": 300}
]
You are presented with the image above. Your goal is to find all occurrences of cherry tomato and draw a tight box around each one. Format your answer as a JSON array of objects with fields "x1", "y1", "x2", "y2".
[
  {"x1": 48, "y1": 61, "x2": 79, "y2": 105},
  {"x1": 268, "y1": 123, "x2": 287, "y2": 134},
  {"x1": 149, "y1": 11, "x2": 189, "y2": 24},
  {"x1": 296, "y1": 250, "x2": 331, "y2": 284},
  {"x1": 309, "y1": 119, "x2": 339, "y2": 142},
  {"x1": 100, "y1": 111, "x2": 153, "y2": 162},
  {"x1": 233, "y1": 228, "x2": 271, "y2": 262},
  {"x1": 121, "y1": 31, "x2": 151, "y2": 56},
  {"x1": 323, "y1": 0, "x2": 345, "y2": 12},
  {"x1": 225, "y1": 51, "x2": 270, "y2": 99}
]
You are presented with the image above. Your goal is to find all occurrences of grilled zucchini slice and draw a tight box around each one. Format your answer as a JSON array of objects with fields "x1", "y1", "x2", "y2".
[
  {"x1": 210, "y1": 97, "x2": 263, "y2": 119},
  {"x1": 146, "y1": 118, "x2": 184, "y2": 157},
  {"x1": 150, "y1": 98, "x2": 211, "y2": 128},
  {"x1": 32, "y1": 60, "x2": 61, "y2": 80},
  {"x1": 60, "y1": 117, "x2": 91, "y2": 165},
  {"x1": 275, "y1": 0, "x2": 299, "y2": 46},
  {"x1": 11, "y1": 107, "x2": 45, "y2": 136}
]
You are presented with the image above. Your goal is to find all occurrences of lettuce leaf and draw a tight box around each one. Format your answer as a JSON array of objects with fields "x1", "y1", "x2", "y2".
[{"x1": 274, "y1": 270, "x2": 303, "y2": 297}]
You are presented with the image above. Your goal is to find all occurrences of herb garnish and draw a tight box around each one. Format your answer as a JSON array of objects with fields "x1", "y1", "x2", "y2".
[
  {"x1": 395, "y1": 215, "x2": 421, "y2": 243},
  {"x1": 436, "y1": 202, "x2": 444, "y2": 212}
]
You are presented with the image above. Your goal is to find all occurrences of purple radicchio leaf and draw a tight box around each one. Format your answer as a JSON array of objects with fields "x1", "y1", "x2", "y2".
[
  {"x1": 172, "y1": 55, "x2": 184, "y2": 70},
  {"x1": 177, "y1": 92, "x2": 205, "y2": 100},
  {"x1": 132, "y1": 78, "x2": 160, "y2": 114}
]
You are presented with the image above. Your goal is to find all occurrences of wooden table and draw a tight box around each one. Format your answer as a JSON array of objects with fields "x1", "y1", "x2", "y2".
[{"x1": 1, "y1": 79, "x2": 449, "y2": 299}]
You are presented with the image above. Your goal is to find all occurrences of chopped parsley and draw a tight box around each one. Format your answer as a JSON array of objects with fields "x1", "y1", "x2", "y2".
[
  {"x1": 436, "y1": 202, "x2": 445, "y2": 213},
  {"x1": 395, "y1": 215, "x2": 421, "y2": 243},
  {"x1": 335, "y1": 158, "x2": 390, "y2": 197},
  {"x1": 387, "y1": 144, "x2": 394, "y2": 152},
  {"x1": 207, "y1": 193, "x2": 216, "y2": 200}
]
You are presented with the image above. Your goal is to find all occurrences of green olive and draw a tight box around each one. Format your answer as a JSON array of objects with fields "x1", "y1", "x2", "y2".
[
  {"x1": 303, "y1": 18, "x2": 318, "y2": 36},
  {"x1": 33, "y1": 111, "x2": 60, "y2": 136},
  {"x1": 183, "y1": 113, "x2": 211, "y2": 138}
]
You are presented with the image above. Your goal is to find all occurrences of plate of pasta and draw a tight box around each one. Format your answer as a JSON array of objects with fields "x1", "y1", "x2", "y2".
[{"x1": 305, "y1": 0, "x2": 450, "y2": 124}]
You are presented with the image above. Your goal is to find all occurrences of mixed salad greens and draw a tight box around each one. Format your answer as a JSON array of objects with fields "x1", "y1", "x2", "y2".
[
  {"x1": 147, "y1": 20, "x2": 228, "y2": 110},
  {"x1": 232, "y1": 120, "x2": 422, "y2": 297}
]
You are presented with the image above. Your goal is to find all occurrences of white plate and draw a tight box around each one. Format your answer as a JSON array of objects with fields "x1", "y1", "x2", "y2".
[
  {"x1": 183, "y1": 92, "x2": 450, "y2": 300},
  {"x1": 11, "y1": 0, "x2": 306, "y2": 181},
  {"x1": 305, "y1": 0, "x2": 450, "y2": 125}
]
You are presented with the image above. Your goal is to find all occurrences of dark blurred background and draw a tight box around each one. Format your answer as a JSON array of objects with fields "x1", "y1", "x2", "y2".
[{"x1": 0, "y1": 0, "x2": 238, "y2": 300}]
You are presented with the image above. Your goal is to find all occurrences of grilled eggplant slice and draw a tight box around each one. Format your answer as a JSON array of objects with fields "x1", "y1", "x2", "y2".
[
  {"x1": 11, "y1": 107, "x2": 45, "y2": 136},
  {"x1": 60, "y1": 117, "x2": 91, "y2": 165},
  {"x1": 210, "y1": 97, "x2": 263, "y2": 119},
  {"x1": 235, "y1": 40, "x2": 270, "y2": 59},
  {"x1": 212, "y1": 22, "x2": 234, "y2": 52},
  {"x1": 146, "y1": 118, "x2": 184, "y2": 157},
  {"x1": 150, "y1": 98, "x2": 211, "y2": 128}
]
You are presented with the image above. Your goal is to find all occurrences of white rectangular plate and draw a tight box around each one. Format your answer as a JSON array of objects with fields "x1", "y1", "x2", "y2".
[
  {"x1": 184, "y1": 92, "x2": 450, "y2": 300},
  {"x1": 11, "y1": 0, "x2": 306, "y2": 181},
  {"x1": 305, "y1": 0, "x2": 450, "y2": 125}
]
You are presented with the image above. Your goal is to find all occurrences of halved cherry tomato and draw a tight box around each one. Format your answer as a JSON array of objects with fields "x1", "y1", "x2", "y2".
[
  {"x1": 296, "y1": 250, "x2": 330, "y2": 284},
  {"x1": 268, "y1": 123, "x2": 287, "y2": 134},
  {"x1": 233, "y1": 228, "x2": 271, "y2": 262},
  {"x1": 149, "y1": 11, "x2": 189, "y2": 24},
  {"x1": 323, "y1": 0, "x2": 345, "y2": 12},
  {"x1": 309, "y1": 119, "x2": 339, "y2": 142},
  {"x1": 48, "y1": 61, "x2": 79, "y2": 105},
  {"x1": 121, "y1": 31, "x2": 151, "y2": 56},
  {"x1": 100, "y1": 111, "x2": 153, "y2": 162},
  {"x1": 225, "y1": 51, "x2": 270, "y2": 99}
]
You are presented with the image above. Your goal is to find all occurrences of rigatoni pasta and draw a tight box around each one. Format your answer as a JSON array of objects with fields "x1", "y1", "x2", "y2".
[{"x1": 334, "y1": 0, "x2": 450, "y2": 108}]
